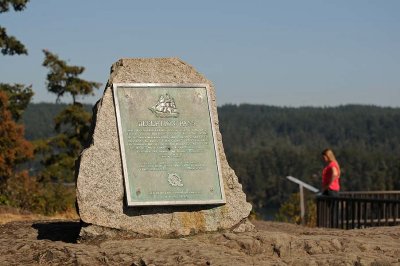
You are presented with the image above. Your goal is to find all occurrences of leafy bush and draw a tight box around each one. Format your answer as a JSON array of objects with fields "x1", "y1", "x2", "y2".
[{"x1": 275, "y1": 192, "x2": 316, "y2": 226}]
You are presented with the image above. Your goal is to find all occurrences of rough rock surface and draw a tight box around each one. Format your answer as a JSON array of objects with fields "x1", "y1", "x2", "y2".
[
  {"x1": 76, "y1": 58, "x2": 253, "y2": 237},
  {"x1": 1, "y1": 219, "x2": 400, "y2": 266}
]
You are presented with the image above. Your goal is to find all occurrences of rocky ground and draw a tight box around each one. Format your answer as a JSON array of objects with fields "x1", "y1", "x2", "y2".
[{"x1": 0, "y1": 218, "x2": 399, "y2": 265}]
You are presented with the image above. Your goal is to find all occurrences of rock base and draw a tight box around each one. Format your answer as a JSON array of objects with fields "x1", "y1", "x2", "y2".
[
  {"x1": 78, "y1": 218, "x2": 255, "y2": 243},
  {"x1": 76, "y1": 58, "x2": 253, "y2": 237}
]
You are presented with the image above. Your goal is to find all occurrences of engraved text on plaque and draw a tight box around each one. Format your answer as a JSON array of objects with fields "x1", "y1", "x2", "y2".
[{"x1": 113, "y1": 84, "x2": 225, "y2": 206}]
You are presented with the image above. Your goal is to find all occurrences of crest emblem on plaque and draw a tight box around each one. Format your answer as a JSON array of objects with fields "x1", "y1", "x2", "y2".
[
  {"x1": 149, "y1": 93, "x2": 179, "y2": 118},
  {"x1": 167, "y1": 173, "x2": 183, "y2": 187}
]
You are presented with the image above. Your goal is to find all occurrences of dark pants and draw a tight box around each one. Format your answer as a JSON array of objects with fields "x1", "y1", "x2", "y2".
[{"x1": 323, "y1": 189, "x2": 339, "y2": 197}]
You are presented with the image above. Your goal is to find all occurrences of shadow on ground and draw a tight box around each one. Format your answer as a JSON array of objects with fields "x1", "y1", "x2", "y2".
[{"x1": 32, "y1": 221, "x2": 81, "y2": 243}]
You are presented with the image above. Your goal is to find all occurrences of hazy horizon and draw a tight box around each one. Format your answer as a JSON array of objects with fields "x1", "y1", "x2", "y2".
[{"x1": 27, "y1": 99, "x2": 400, "y2": 109}]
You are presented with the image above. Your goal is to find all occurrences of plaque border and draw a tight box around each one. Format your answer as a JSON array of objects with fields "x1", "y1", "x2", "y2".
[{"x1": 112, "y1": 83, "x2": 226, "y2": 206}]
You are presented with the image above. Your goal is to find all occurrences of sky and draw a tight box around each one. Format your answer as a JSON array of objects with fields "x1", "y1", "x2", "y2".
[{"x1": 1, "y1": 0, "x2": 399, "y2": 107}]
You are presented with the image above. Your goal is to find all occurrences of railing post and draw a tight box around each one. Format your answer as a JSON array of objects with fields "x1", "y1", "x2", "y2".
[
  {"x1": 300, "y1": 184, "x2": 305, "y2": 225},
  {"x1": 351, "y1": 200, "x2": 355, "y2": 229},
  {"x1": 340, "y1": 199, "x2": 344, "y2": 229},
  {"x1": 316, "y1": 197, "x2": 319, "y2": 227}
]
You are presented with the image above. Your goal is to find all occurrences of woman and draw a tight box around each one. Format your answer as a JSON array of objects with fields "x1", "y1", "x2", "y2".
[{"x1": 321, "y1": 148, "x2": 340, "y2": 196}]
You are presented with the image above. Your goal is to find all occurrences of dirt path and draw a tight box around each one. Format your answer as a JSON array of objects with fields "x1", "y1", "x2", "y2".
[{"x1": 0, "y1": 219, "x2": 399, "y2": 265}]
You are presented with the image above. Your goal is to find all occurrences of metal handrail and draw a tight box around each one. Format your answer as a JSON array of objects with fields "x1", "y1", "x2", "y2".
[
  {"x1": 319, "y1": 195, "x2": 400, "y2": 204},
  {"x1": 285, "y1": 176, "x2": 319, "y2": 224},
  {"x1": 340, "y1": 191, "x2": 400, "y2": 195}
]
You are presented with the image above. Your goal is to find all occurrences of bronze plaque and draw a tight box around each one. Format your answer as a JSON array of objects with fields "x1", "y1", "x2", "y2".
[{"x1": 113, "y1": 83, "x2": 225, "y2": 206}]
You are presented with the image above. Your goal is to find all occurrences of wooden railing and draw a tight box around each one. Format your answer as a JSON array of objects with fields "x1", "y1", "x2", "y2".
[{"x1": 316, "y1": 191, "x2": 400, "y2": 229}]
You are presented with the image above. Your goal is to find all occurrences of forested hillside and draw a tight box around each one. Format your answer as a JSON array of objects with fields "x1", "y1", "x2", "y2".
[
  {"x1": 22, "y1": 103, "x2": 400, "y2": 216},
  {"x1": 22, "y1": 103, "x2": 92, "y2": 140},
  {"x1": 218, "y1": 104, "x2": 400, "y2": 215}
]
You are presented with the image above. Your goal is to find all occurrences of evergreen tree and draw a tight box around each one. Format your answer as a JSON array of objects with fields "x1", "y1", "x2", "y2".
[
  {"x1": 37, "y1": 50, "x2": 101, "y2": 182},
  {"x1": 0, "y1": 1, "x2": 36, "y2": 207},
  {"x1": 0, "y1": 0, "x2": 32, "y2": 121},
  {"x1": 0, "y1": 0, "x2": 29, "y2": 55},
  {"x1": 0, "y1": 83, "x2": 33, "y2": 121}
]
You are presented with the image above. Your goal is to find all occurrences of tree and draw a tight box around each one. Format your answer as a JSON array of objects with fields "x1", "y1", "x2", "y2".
[
  {"x1": 0, "y1": 97, "x2": 74, "y2": 213},
  {"x1": 0, "y1": 0, "x2": 44, "y2": 212},
  {"x1": 0, "y1": 83, "x2": 33, "y2": 121},
  {"x1": 0, "y1": 0, "x2": 32, "y2": 123},
  {"x1": 42, "y1": 49, "x2": 100, "y2": 103},
  {"x1": 38, "y1": 50, "x2": 101, "y2": 182},
  {"x1": 0, "y1": 0, "x2": 29, "y2": 55},
  {"x1": 0, "y1": 91, "x2": 33, "y2": 188}
]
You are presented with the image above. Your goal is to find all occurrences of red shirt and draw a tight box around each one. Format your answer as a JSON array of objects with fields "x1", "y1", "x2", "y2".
[{"x1": 322, "y1": 161, "x2": 340, "y2": 191}]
